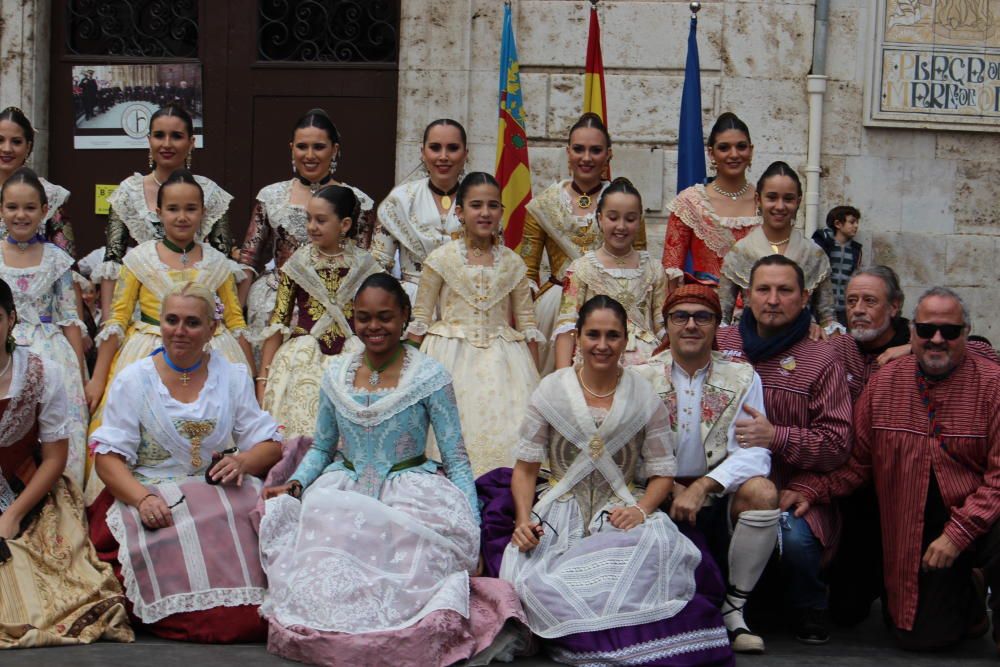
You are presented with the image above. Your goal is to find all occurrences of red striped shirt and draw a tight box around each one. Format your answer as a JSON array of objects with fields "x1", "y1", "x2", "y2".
[
  {"x1": 717, "y1": 328, "x2": 853, "y2": 548},
  {"x1": 789, "y1": 353, "x2": 1000, "y2": 630}
]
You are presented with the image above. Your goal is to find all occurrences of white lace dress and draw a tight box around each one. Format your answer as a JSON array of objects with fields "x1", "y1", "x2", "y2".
[{"x1": 0, "y1": 244, "x2": 89, "y2": 485}]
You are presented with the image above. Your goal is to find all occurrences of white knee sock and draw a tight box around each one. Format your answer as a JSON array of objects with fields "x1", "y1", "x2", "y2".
[{"x1": 722, "y1": 508, "x2": 780, "y2": 633}]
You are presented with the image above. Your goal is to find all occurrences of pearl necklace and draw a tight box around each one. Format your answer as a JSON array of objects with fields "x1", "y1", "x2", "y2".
[{"x1": 711, "y1": 180, "x2": 751, "y2": 201}]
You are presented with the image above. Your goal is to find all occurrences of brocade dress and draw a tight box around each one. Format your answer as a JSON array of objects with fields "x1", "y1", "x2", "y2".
[
  {"x1": 555, "y1": 251, "x2": 667, "y2": 366},
  {"x1": 0, "y1": 349, "x2": 133, "y2": 649},
  {"x1": 261, "y1": 243, "x2": 381, "y2": 437},
  {"x1": 238, "y1": 179, "x2": 376, "y2": 357},
  {"x1": 0, "y1": 244, "x2": 89, "y2": 486},
  {"x1": 479, "y1": 368, "x2": 734, "y2": 667},
  {"x1": 87, "y1": 353, "x2": 282, "y2": 643},
  {"x1": 409, "y1": 239, "x2": 543, "y2": 476},
  {"x1": 371, "y1": 177, "x2": 462, "y2": 302},
  {"x1": 259, "y1": 348, "x2": 527, "y2": 666}
]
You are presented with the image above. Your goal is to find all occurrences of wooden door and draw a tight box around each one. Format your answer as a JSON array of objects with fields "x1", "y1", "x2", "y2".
[{"x1": 48, "y1": 0, "x2": 399, "y2": 256}]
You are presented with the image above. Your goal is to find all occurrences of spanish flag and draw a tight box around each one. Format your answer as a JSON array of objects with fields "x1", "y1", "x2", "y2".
[
  {"x1": 496, "y1": 2, "x2": 532, "y2": 249},
  {"x1": 583, "y1": 2, "x2": 608, "y2": 173}
]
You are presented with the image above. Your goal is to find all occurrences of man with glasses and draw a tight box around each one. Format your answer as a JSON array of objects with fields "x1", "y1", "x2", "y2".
[
  {"x1": 783, "y1": 287, "x2": 1000, "y2": 651},
  {"x1": 634, "y1": 284, "x2": 778, "y2": 654},
  {"x1": 715, "y1": 254, "x2": 853, "y2": 645}
]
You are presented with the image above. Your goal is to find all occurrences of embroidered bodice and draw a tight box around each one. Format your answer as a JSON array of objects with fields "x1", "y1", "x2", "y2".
[
  {"x1": 239, "y1": 179, "x2": 376, "y2": 274},
  {"x1": 0, "y1": 244, "x2": 84, "y2": 344},
  {"x1": 408, "y1": 240, "x2": 542, "y2": 347},
  {"x1": 289, "y1": 348, "x2": 479, "y2": 521}
]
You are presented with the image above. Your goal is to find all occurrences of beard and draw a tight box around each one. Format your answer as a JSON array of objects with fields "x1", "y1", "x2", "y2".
[{"x1": 850, "y1": 319, "x2": 890, "y2": 343}]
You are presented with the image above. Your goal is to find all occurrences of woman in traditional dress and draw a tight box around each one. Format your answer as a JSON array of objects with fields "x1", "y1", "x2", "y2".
[
  {"x1": 479, "y1": 295, "x2": 734, "y2": 667},
  {"x1": 661, "y1": 113, "x2": 760, "y2": 291},
  {"x1": 86, "y1": 170, "x2": 253, "y2": 449},
  {"x1": 718, "y1": 161, "x2": 842, "y2": 338},
  {"x1": 371, "y1": 118, "x2": 467, "y2": 302},
  {"x1": 520, "y1": 113, "x2": 648, "y2": 375},
  {"x1": 95, "y1": 104, "x2": 238, "y2": 315},
  {"x1": 0, "y1": 107, "x2": 76, "y2": 257},
  {"x1": 88, "y1": 281, "x2": 282, "y2": 643},
  {"x1": 259, "y1": 273, "x2": 526, "y2": 666},
  {"x1": 0, "y1": 168, "x2": 88, "y2": 486},
  {"x1": 0, "y1": 278, "x2": 133, "y2": 649},
  {"x1": 238, "y1": 109, "x2": 376, "y2": 351},
  {"x1": 407, "y1": 172, "x2": 542, "y2": 476},
  {"x1": 257, "y1": 184, "x2": 381, "y2": 437},
  {"x1": 554, "y1": 178, "x2": 666, "y2": 369}
]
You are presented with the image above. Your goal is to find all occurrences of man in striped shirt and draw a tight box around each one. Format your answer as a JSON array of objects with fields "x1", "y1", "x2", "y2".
[
  {"x1": 716, "y1": 254, "x2": 853, "y2": 645},
  {"x1": 784, "y1": 287, "x2": 1000, "y2": 651}
]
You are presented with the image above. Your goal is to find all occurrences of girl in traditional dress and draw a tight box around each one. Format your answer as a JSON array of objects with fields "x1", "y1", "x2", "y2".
[
  {"x1": 407, "y1": 172, "x2": 542, "y2": 476},
  {"x1": 0, "y1": 107, "x2": 76, "y2": 257},
  {"x1": 259, "y1": 273, "x2": 527, "y2": 666},
  {"x1": 257, "y1": 184, "x2": 381, "y2": 437},
  {"x1": 86, "y1": 170, "x2": 254, "y2": 444},
  {"x1": 479, "y1": 295, "x2": 734, "y2": 667},
  {"x1": 0, "y1": 278, "x2": 133, "y2": 649},
  {"x1": 520, "y1": 113, "x2": 649, "y2": 375},
  {"x1": 88, "y1": 282, "x2": 282, "y2": 643},
  {"x1": 554, "y1": 178, "x2": 667, "y2": 369},
  {"x1": 95, "y1": 104, "x2": 238, "y2": 315},
  {"x1": 718, "y1": 161, "x2": 842, "y2": 338},
  {"x1": 238, "y1": 109, "x2": 376, "y2": 350},
  {"x1": 371, "y1": 118, "x2": 467, "y2": 302},
  {"x1": 0, "y1": 168, "x2": 88, "y2": 486},
  {"x1": 661, "y1": 113, "x2": 761, "y2": 292}
]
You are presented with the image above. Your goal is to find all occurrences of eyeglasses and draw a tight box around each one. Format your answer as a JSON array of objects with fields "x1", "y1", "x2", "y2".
[
  {"x1": 667, "y1": 310, "x2": 717, "y2": 326},
  {"x1": 912, "y1": 322, "x2": 965, "y2": 341}
]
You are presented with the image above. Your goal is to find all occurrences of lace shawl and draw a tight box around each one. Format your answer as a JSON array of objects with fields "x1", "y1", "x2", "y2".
[{"x1": 107, "y1": 173, "x2": 233, "y2": 243}]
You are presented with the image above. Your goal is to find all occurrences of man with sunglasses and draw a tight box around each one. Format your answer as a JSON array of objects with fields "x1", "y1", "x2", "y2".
[
  {"x1": 783, "y1": 286, "x2": 1000, "y2": 652},
  {"x1": 715, "y1": 254, "x2": 853, "y2": 646},
  {"x1": 634, "y1": 284, "x2": 778, "y2": 654}
]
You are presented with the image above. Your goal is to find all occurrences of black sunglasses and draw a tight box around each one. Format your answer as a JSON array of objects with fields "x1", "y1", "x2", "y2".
[{"x1": 913, "y1": 322, "x2": 965, "y2": 341}]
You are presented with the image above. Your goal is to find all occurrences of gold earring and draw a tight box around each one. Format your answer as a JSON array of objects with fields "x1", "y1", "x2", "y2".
[
  {"x1": 185, "y1": 150, "x2": 193, "y2": 170},
  {"x1": 148, "y1": 150, "x2": 155, "y2": 170}
]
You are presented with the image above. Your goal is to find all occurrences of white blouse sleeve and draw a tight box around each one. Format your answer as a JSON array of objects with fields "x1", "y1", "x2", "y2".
[
  {"x1": 90, "y1": 368, "x2": 142, "y2": 464},
  {"x1": 38, "y1": 360, "x2": 70, "y2": 443},
  {"x1": 230, "y1": 366, "x2": 282, "y2": 450},
  {"x1": 513, "y1": 400, "x2": 549, "y2": 464}
]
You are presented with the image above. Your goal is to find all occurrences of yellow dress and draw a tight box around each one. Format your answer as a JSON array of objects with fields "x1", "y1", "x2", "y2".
[
  {"x1": 555, "y1": 251, "x2": 667, "y2": 367},
  {"x1": 85, "y1": 241, "x2": 248, "y2": 501},
  {"x1": 410, "y1": 240, "x2": 542, "y2": 476}
]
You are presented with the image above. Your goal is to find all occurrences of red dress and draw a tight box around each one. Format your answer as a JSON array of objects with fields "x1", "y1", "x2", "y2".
[{"x1": 661, "y1": 185, "x2": 759, "y2": 287}]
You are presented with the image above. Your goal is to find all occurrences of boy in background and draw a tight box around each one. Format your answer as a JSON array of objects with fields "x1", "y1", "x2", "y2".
[{"x1": 812, "y1": 206, "x2": 862, "y2": 325}]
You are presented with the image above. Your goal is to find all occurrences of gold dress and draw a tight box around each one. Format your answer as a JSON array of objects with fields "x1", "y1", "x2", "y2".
[{"x1": 410, "y1": 240, "x2": 542, "y2": 476}]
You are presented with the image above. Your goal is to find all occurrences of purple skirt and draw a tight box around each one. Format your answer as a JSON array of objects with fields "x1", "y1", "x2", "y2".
[{"x1": 477, "y1": 468, "x2": 735, "y2": 667}]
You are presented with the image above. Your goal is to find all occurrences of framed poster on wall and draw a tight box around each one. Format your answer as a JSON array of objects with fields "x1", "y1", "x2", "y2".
[{"x1": 72, "y1": 63, "x2": 204, "y2": 149}]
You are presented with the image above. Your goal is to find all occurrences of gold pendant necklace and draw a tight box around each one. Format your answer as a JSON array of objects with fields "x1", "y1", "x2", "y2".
[
  {"x1": 571, "y1": 181, "x2": 603, "y2": 209},
  {"x1": 768, "y1": 236, "x2": 791, "y2": 254},
  {"x1": 428, "y1": 180, "x2": 459, "y2": 211}
]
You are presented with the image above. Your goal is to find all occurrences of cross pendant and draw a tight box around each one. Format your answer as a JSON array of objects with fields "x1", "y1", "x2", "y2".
[{"x1": 180, "y1": 372, "x2": 190, "y2": 386}]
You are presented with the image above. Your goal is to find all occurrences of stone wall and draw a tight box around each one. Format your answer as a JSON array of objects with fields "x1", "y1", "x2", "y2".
[
  {"x1": 0, "y1": 0, "x2": 51, "y2": 174},
  {"x1": 396, "y1": 0, "x2": 1000, "y2": 337}
]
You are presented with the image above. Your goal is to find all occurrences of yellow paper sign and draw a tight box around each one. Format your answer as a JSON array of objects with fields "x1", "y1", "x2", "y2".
[{"x1": 94, "y1": 184, "x2": 118, "y2": 215}]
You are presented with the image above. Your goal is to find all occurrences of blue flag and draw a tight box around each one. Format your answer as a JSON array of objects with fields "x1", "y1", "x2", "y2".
[
  {"x1": 676, "y1": 14, "x2": 705, "y2": 277},
  {"x1": 676, "y1": 16, "x2": 705, "y2": 194}
]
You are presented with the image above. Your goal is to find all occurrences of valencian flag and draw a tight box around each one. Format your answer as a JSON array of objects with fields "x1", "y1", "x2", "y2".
[
  {"x1": 677, "y1": 6, "x2": 706, "y2": 275},
  {"x1": 582, "y1": 1, "x2": 608, "y2": 125},
  {"x1": 496, "y1": 1, "x2": 532, "y2": 249}
]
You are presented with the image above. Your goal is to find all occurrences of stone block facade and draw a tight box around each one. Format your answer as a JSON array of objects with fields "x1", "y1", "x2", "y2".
[{"x1": 396, "y1": 0, "x2": 1000, "y2": 337}]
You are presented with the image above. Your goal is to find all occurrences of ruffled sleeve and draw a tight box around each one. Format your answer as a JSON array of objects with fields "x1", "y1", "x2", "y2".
[
  {"x1": 230, "y1": 365, "x2": 282, "y2": 449},
  {"x1": 513, "y1": 399, "x2": 549, "y2": 464},
  {"x1": 512, "y1": 275, "x2": 544, "y2": 341},
  {"x1": 371, "y1": 197, "x2": 401, "y2": 272},
  {"x1": 553, "y1": 263, "x2": 586, "y2": 338},
  {"x1": 661, "y1": 212, "x2": 692, "y2": 282},
  {"x1": 54, "y1": 270, "x2": 86, "y2": 333},
  {"x1": 407, "y1": 264, "x2": 444, "y2": 337},
  {"x1": 96, "y1": 265, "x2": 140, "y2": 345},
  {"x1": 638, "y1": 401, "x2": 677, "y2": 480},
  {"x1": 38, "y1": 360, "x2": 70, "y2": 442},
  {"x1": 217, "y1": 274, "x2": 248, "y2": 336},
  {"x1": 96, "y1": 204, "x2": 131, "y2": 280},
  {"x1": 426, "y1": 382, "x2": 479, "y2": 523},
  {"x1": 90, "y1": 367, "x2": 141, "y2": 464},
  {"x1": 517, "y1": 210, "x2": 546, "y2": 288},
  {"x1": 205, "y1": 212, "x2": 234, "y2": 259}
]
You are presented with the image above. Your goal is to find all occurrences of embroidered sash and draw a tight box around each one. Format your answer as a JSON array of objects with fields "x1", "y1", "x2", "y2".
[
  {"x1": 281, "y1": 244, "x2": 380, "y2": 339},
  {"x1": 530, "y1": 368, "x2": 660, "y2": 516}
]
